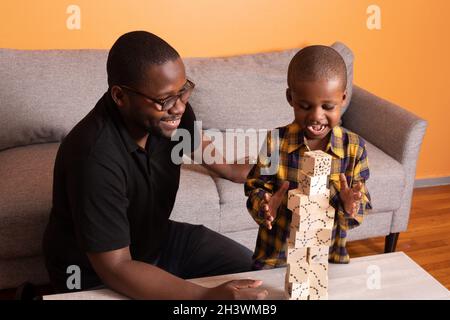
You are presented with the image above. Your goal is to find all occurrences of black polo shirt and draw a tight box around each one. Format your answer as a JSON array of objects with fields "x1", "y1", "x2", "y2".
[{"x1": 43, "y1": 90, "x2": 197, "y2": 291}]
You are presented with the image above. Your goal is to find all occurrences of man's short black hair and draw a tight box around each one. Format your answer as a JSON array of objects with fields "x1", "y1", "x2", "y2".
[
  {"x1": 107, "y1": 31, "x2": 180, "y2": 87},
  {"x1": 287, "y1": 45, "x2": 347, "y2": 91}
]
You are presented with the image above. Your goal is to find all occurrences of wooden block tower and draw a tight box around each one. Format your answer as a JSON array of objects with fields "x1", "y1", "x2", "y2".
[{"x1": 285, "y1": 150, "x2": 334, "y2": 300}]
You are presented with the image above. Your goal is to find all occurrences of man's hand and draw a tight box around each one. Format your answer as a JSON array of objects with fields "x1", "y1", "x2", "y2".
[
  {"x1": 260, "y1": 181, "x2": 290, "y2": 230},
  {"x1": 207, "y1": 279, "x2": 268, "y2": 300},
  {"x1": 339, "y1": 173, "x2": 363, "y2": 218}
]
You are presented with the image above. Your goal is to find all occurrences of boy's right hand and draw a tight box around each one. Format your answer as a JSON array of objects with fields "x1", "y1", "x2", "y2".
[{"x1": 260, "y1": 181, "x2": 290, "y2": 230}]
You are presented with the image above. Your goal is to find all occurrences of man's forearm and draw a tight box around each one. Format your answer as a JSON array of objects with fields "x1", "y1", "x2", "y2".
[{"x1": 101, "y1": 259, "x2": 208, "y2": 300}]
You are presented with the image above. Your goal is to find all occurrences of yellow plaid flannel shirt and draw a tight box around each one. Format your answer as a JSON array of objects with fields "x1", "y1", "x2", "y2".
[{"x1": 245, "y1": 122, "x2": 371, "y2": 268}]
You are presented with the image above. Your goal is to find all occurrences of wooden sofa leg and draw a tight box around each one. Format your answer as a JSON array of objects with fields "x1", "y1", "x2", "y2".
[{"x1": 384, "y1": 233, "x2": 399, "y2": 253}]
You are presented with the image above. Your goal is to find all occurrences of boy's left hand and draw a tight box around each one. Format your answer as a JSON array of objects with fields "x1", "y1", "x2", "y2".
[{"x1": 339, "y1": 173, "x2": 363, "y2": 218}]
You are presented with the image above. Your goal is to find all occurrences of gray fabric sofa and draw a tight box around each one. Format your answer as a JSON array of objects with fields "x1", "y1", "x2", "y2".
[{"x1": 0, "y1": 42, "x2": 427, "y2": 290}]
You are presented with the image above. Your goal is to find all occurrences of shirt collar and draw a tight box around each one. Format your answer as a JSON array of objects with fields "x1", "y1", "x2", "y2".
[{"x1": 286, "y1": 123, "x2": 344, "y2": 159}]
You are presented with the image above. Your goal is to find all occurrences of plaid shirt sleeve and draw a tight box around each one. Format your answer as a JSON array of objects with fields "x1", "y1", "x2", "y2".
[
  {"x1": 345, "y1": 142, "x2": 372, "y2": 226},
  {"x1": 244, "y1": 133, "x2": 276, "y2": 226},
  {"x1": 329, "y1": 135, "x2": 372, "y2": 263}
]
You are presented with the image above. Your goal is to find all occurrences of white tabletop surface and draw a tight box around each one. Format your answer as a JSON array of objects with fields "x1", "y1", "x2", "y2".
[{"x1": 43, "y1": 252, "x2": 450, "y2": 300}]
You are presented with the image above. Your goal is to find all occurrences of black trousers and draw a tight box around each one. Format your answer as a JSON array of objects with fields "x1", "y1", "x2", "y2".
[
  {"x1": 47, "y1": 220, "x2": 253, "y2": 293},
  {"x1": 154, "y1": 220, "x2": 254, "y2": 279}
]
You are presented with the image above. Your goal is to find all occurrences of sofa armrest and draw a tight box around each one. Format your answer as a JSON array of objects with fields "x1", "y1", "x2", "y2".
[
  {"x1": 342, "y1": 86, "x2": 427, "y2": 233},
  {"x1": 342, "y1": 85, "x2": 427, "y2": 166}
]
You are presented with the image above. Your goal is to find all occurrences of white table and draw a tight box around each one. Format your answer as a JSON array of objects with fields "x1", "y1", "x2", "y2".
[{"x1": 43, "y1": 252, "x2": 450, "y2": 300}]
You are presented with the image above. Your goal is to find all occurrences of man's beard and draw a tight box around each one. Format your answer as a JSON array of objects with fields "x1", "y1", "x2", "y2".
[
  {"x1": 146, "y1": 123, "x2": 162, "y2": 136},
  {"x1": 145, "y1": 122, "x2": 172, "y2": 139}
]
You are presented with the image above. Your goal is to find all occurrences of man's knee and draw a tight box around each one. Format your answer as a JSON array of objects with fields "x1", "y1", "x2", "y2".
[{"x1": 200, "y1": 227, "x2": 253, "y2": 268}]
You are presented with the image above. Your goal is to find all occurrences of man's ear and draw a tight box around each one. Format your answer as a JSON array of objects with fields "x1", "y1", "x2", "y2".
[
  {"x1": 110, "y1": 85, "x2": 126, "y2": 108},
  {"x1": 286, "y1": 88, "x2": 293, "y2": 107}
]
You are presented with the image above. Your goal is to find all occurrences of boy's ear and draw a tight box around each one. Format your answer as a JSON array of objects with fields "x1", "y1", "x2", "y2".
[
  {"x1": 286, "y1": 88, "x2": 293, "y2": 107},
  {"x1": 342, "y1": 89, "x2": 347, "y2": 104}
]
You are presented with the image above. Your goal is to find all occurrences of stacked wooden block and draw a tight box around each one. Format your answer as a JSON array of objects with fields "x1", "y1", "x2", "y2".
[{"x1": 285, "y1": 150, "x2": 334, "y2": 300}]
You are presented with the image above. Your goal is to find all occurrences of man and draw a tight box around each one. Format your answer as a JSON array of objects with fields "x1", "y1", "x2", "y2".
[{"x1": 43, "y1": 31, "x2": 268, "y2": 299}]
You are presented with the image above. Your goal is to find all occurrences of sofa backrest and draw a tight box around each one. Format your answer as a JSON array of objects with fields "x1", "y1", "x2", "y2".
[
  {"x1": 0, "y1": 42, "x2": 353, "y2": 151},
  {"x1": 0, "y1": 49, "x2": 109, "y2": 151}
]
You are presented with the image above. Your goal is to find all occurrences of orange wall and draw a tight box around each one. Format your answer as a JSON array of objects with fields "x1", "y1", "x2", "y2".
[{"x1": 1, "y1": 0, "x2": 449, "y2": 179}]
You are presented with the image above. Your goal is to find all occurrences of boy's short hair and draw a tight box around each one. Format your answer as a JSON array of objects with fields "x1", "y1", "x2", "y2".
[
  {"x1": 107, "y1": 31, "x2": 180, "y2": 88},
  {"x1": 287, "y1": 45, "x2": 347, "y2": 91}
]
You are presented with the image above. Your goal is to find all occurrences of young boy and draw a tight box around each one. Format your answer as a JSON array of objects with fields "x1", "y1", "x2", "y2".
[{"x1": 245, "y1": 45, "x2": 372, "y2": 269}]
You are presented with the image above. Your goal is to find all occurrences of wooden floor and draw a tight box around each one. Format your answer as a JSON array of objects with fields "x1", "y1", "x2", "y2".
[
  {"x1": 1, "y1": 185, "x2": 449, "y2": 299},
  {"x1": 347, "y1": 184, "x2": 450, "y2": 290}
]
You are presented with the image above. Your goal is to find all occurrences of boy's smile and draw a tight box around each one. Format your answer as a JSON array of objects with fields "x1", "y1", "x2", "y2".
[{"x1": 287, "y1": 79, "x2": 346, "y2": 144}]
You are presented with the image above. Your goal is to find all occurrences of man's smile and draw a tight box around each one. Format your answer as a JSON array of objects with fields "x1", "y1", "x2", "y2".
[{"x1": 159, "y1": 117, "x2": 181, "y2": 130}]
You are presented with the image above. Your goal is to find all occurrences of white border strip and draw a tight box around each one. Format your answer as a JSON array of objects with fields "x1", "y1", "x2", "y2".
[{"x1": 414, "y1": 176, "x2": 450, "y2": 188}]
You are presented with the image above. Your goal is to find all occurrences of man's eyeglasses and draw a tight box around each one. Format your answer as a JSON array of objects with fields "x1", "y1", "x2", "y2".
[{"x1": 119, "y1": 79, "x2": 195, "y2": 111}]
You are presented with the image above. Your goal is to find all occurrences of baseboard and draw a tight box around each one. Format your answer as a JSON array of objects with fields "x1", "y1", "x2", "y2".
[{"x1": 414, "y1": 176, "x2": 450, "y2": 188}]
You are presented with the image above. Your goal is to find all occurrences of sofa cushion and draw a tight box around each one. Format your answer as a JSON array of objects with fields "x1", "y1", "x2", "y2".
[
  {"x1": 170, "y1": 164, "x2": 221, "y2": 231},
  {"x1": 212, "y1": 176, "x2": 257, "y2": 233},
  {"x1": 365, "y1": 141, "x2": 405, "y2": 212},
  {"x1": 185, "y1": 41, "x2": 354, "y2": 131},
  {"x1": 0, "y1": 143, "x2": 58, "y2": 259},
  {"x1": 0, "y1": 144, "x2": 220, "y2": 259},
  {"x1": 347, "y1": 211, "x2": 393, "y2": 241},
  {"x1": 223, "y1": 228, "x2": 259, "y2": 252}
]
